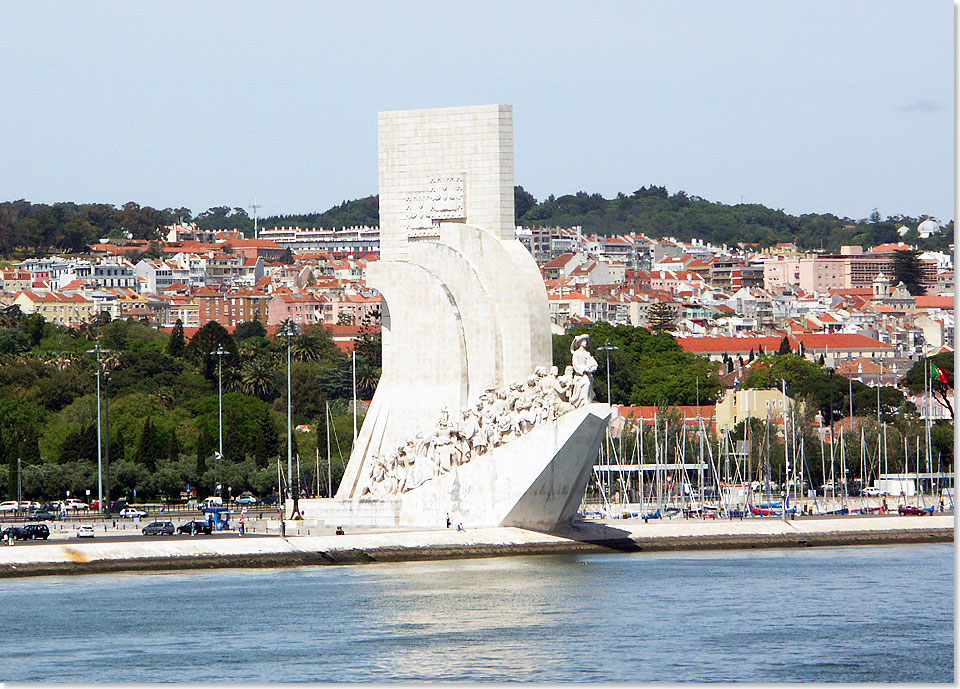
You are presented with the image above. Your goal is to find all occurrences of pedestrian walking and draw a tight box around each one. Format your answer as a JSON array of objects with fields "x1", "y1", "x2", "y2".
[
  {"x1": 446, "y1": 514, "x2": 451, "y2": 528},
  {"x1": 239, "y1": 508, "x2": 247, "y2": 535}
]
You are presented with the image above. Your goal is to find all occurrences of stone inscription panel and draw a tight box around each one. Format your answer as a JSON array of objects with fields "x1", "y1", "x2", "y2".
[{"x1": 404, "y1": 173, "x2": 465, "y2": 232}]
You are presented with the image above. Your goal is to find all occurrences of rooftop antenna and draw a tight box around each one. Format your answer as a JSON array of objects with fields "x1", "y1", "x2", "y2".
[{"x1": 250, "y1": 197, "x2": 261, "y2": 239}]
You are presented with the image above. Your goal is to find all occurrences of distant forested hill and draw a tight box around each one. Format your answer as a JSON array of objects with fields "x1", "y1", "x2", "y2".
[
  {"x1": 513, "y1": 185, "x2": 952, "y2": 252},
  {"x1": 0, "y1": 186, "x2": 950, "y2": 257}
]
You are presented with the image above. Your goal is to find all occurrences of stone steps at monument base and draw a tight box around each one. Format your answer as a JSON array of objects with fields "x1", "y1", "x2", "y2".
[{"x1": 298, "y1": 498, "x2": 404, "y2": 528}]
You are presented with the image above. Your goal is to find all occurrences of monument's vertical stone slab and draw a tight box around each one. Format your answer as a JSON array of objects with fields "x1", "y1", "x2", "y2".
[{"x1": 378, "y1": 104, "x2": 516, "y2": 260}]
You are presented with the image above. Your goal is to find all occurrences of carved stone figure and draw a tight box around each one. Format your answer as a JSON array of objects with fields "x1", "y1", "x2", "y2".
[
  {"x1": 558, "y1": 365, "x2": 575, "y2": 402},
  {"x1": 569, "y1": 334, "x2": 598, "y2": 408},
  {"x1": 457, "y1": 408, "x2": 479, "y2": 464},
  {"x1": 472, "y1": 400, "x2": 490, "y2": 455},
  {"x1": 541, "y1": 365, "x2": 572, "y2": 418},
  {"x1": 432, "y1": 408, "x2": 456, "y2": 473}
]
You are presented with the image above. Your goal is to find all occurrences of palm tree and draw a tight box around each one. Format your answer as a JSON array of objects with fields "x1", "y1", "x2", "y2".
[
  {"x1": 354, "y1": 356, "x2": 381, "y2": 399},
  {"x1": 239, "y1": 358, "x2": 279, "y2": 401},
  {"x1": 290, "y1": 334, "x2": 323, "y2": 362}
]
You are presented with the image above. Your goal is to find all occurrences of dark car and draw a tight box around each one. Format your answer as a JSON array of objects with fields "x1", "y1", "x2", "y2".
[
  {"x1": 27, "y1": 510, "x2": 57, "y2": 521},
  {"x1": 177, "y1": 520, "x2": 212, "y2": 535},
  {"x1": 22, "y1": 523, "x2": 50, "y2": 540},
  {"x1": 898, "y1": 504, "x2": 929, "y2": 516},
  {"x1": 142, "y1": 521, "x2": 175, "y2": 536},
  {"x1": 1, "y1": 526, "x2": 32, "y2": 541}
]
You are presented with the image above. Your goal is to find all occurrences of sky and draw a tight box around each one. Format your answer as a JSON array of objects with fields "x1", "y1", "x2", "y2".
[{"x1": 0, "y1": 1, "x2": 954, "y2": 223}]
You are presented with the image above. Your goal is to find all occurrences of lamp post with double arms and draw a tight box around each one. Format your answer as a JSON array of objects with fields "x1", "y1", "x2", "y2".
[
  {"x1": 86, "y1": 342, "x2": 109, "y2": 512},
  {"x1": 597, "y1": 340, "x2": 619, "y2": 501},
  {"x1": 103, "y1": 369, "x2": 111, "y2": 507},
  {"x1": 597, "y1": 341, "x2": 619, "y2": 406},
  {"x1": 212, "y1": 344, "x2": 230, "y2": 496},
  {"x1": 278, "y1": 319, "x2": 300, "y2": 518}
]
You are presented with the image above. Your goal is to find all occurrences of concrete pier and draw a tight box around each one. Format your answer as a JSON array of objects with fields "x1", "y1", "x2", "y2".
[{"x1": 0, "y1": 515, "x2": 951, "y2": 578}]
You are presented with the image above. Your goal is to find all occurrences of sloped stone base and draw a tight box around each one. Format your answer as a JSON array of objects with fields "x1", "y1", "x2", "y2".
[{"x1": 302, "y1": 403, "x2": 610, "y2": 530}]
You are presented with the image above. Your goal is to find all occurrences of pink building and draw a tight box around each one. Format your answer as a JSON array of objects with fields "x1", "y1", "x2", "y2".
[{"x1": 267, "y1": 288, "x2": 328, "y2": 325}]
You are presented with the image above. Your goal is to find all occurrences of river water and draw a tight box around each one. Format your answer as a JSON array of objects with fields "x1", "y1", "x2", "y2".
[{"x1": 1, "y1": 543, "x2": 953, "y2": 682}]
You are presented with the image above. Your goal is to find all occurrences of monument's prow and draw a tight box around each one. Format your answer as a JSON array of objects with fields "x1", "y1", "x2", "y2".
[{"x1": 304, "y1": 105, "x2": 609, "y2": 530}]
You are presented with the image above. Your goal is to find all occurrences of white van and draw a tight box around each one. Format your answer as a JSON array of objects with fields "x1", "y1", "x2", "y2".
[{"x1": 202, "y1": 496, "x2": 223, "y2": 508}]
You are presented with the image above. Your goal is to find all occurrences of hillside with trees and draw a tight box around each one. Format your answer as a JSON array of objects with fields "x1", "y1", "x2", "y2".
[
  {"x1": 0, "y1": 186, "x2": 950, "y2": 258},
  {"x1": 0, "y1": 312, "x2": 371, "y2": 503}
]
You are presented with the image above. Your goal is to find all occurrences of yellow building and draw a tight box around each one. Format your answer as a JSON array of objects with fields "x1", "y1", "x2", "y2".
[
  {"x1": 715, "y1": 387, "x2": 797, "y2": 433},
  {"x1": 13, "y1": 290, "x2": 95, "y2": 326}
]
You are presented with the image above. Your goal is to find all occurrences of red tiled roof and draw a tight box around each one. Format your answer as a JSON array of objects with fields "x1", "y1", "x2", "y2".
[
  {"x1": 914, "y1": 296, "x2": 953, "y2": 309},
  {"x1": 678, "y1": 336, "x2": 783, "y2": 353},
  {"x1": 616, "y1": 405, "x2": 717, "y2": 422},
  {"x1": 790, "y1": 333, "x2": 891, "y2": 350},
  {"x1": 543, "y1": 253, "x2": 577, "y2": 269}
]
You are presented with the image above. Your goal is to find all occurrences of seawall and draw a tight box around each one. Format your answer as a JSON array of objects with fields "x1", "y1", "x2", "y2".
[{"x1": 0, "y1": 515, "x2": 952, "y2": 578}]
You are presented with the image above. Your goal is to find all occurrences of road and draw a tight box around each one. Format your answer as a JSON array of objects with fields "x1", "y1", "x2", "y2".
[{"x1": 5, "y1": 532, "x2": 280, "y2": 546}]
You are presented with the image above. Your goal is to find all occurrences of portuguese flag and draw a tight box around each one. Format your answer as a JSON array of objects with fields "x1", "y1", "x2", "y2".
[{"x1": 930, "y1": 361, "x2": 952, "y2": 385}]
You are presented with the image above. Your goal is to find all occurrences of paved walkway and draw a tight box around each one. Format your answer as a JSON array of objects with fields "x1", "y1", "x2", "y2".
[{"x1": 0, "y1": 514, "x2": 951, "y2": 577}]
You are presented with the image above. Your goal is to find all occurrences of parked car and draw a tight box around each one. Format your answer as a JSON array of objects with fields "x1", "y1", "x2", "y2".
[
  {"x1": 22, "y1": 524, "x2": 50, "y2": 540},
  {"x1": 262, "y1": 494, "x2": 279, "y2": 505},
  {"x1": 142, "y1": 521, "x2": 175, "y2": 536},
  {"x1": 1, "y1": 526, "x2": 31, "y2": 541},
  {"x1": 862, "y1": 487, "x2": 883, "y2": 497},
  {"x1": 177, "y1": 520, "x2": 212, "y2": 535},
  {"x1": 27, "y1": 510, "x2": 57, "y2": 521},
  {"x1": 235, "y1": 494, "x2": 259, "y2": 506},
  {"x1": 76, "y1": 525, "x2": 96, "y2": 538},
  {"x1": 119, "y1": 507, "x2": 148, "y2": 519},
  {"x1": 898, "y1": 504, "x2": 929, "y2": 516},
  {"x1": 64, "y1": 499, "x2": 88, "y2": 511},
  {"x1": 0, "y1": 501, "x2": 19, "y2": 513},
  {"x1": 107, "y1": 501, "x2": 131, "y2": 514}
]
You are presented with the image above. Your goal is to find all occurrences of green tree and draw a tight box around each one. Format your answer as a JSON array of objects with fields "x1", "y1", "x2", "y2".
[
  {"x1": 252, "y1": 409, "x2": 279, "y2": 467},
  {"x1": 647, "y1": 301, "x2": 676, "y2": 333},
  {"x1": 892, "y1": 250, "x2": 925, "y2": 296},
  {"x1": 134, "y1": 417, "x2": 163, "y2": 471},
  {"x1": 902, "y1": 352, "x2": 953, "y2": 419},
  {"x1": 184, "y1": 321, "x2": 238, "y2": 380},
  {"x1": 234, "y1": 317, "x2": 267, "y2": 342},
  {"x1": 166, "y1": 318, "x2": 185, "y2": 358},
  {"x1": 239, "y1": 358, "x2": 279, "y2": 401},
  {"x1": 778, "y1": 336, "x2": 791, "y2": 355},
  {"x1": 24, "y1": 313, "x2": 45, "y2": 346},
  {"x1": 514, "y1": 186, "x2": 537, "y2": 224},
  {"x1": 166, "y1": 425, "x2": 181, "y2": 461},
  {"x1": 195, "y1": 421, "x2": 213, "y2": 480},
  {"x1": 290, "y1": 334, "x2": 325, "y2": 362},
  {"x1": 222, "y1": 415, "x2": 245, "y2": 464},
  {"x1": 0, "y1": 328, "x2": 30, "y2": 355}
]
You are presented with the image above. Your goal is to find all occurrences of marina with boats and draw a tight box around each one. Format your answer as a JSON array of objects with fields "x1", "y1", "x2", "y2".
[{"x1": 583, "y1": 400, "x2": 954, "y2": 522}]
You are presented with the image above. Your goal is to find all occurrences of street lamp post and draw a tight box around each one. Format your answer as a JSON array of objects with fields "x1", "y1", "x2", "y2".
[
  {"x1": 103, "y1": 369, "x2": 110, "y2": 507},
  {"x1": 86, "y1": 342, "x2": 110, "y2": 512},
  {"x1": 278, "y1": 319, "x2": 300, "y2": 518},
  {"x1": 597, "y1": 340, "x2": 619, "y2": 504},
  {"x1": 212, "y1": 344, "x2": 230, "y2": 496},
  {"x1": 597, "y1": 341, "x2": 619, "y2": 405}
]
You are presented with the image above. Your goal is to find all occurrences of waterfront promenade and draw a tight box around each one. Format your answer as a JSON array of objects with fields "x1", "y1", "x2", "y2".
[{"x1": 0, "y1": 513, "x2": 951, "y2": 578}]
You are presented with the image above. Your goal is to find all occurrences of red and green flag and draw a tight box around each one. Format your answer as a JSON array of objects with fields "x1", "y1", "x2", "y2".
[{"x1": 930, "y1": 361, "x2": 951, "y2": 385}]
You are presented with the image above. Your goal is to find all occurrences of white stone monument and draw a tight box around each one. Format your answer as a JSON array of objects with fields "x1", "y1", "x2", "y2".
[{"x1": 305, "y1": 105, "x2": 609, "y2": 531}]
